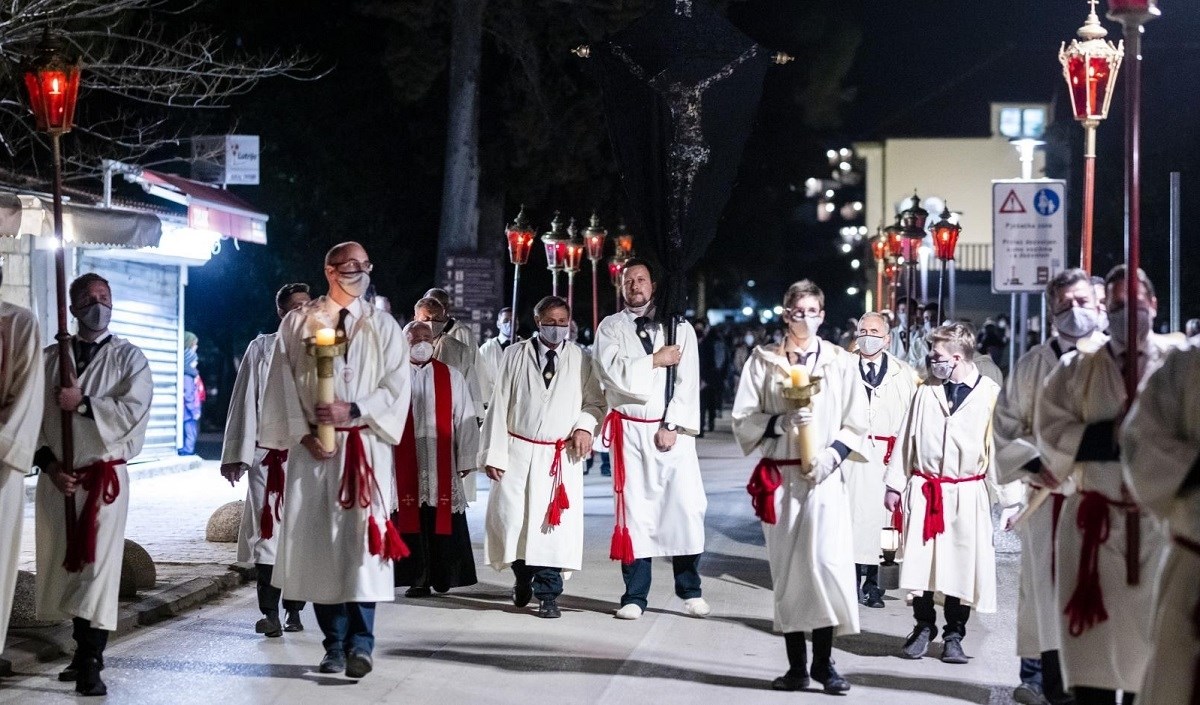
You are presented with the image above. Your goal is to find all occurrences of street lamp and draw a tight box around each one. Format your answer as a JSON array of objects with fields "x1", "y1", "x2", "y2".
[
  {"x1": 932, "y1": 206, "x2": 963, "y2": 322},
  {"x1": 583, "y1": 212, "x2": 608, "y2": 333},
  {"x1": 563, "y1": 218, "x2": 586, "y2": 315},
  {"x1": 22, "y1": 30, "x2": 83, "y2": 570},
  {"x1": 505, "y1": 205, "x2": 536, "y2": 335},
  {"x1": 1060, "y1": 0, "x2": 1123, "y2": 274},
  {"x1": 541, "y1": 211, "x2": 569, "y2": 297}
]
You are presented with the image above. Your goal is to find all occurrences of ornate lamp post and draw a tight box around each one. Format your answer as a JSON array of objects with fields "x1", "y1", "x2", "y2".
[
  {"x1": 885, "y1": 222, "x2": 904, "y2": 313},
  {"x1": 932, "y1": 206, "x2": 963, "y2": 322},
  {"x1": 583, "y1": 212, "x2": 608, "y2": 333},
  {"x1": 541, "y1": 212, "x2": 570, "y2": 297},
  {"x1": 897, "y1": 191, "x2": 928, "y2": 306},
  {"x1": 1060, "y1": 1, "x2": 1124, "y2": 274},
  {"x1": 562, "y1": 218, "x2": 586, "y2": 314},
  {"x1": 22, "y1": 30, "x2": 83, "y2": 559},
  {"x1": 870, "y1": 229, "x2": 888, "y2": 312},
  {"x1": 505, "y1": 206, "x2": 536, "y2": 334}
]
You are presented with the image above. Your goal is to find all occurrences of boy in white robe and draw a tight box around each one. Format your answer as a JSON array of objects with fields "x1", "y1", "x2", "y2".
[
  {"x1": 34, "y1": 273, "x2": 153, "y2": 696},
  {"x1": 594, "y1": 259, "x2": 709, "y2": 621},
  {"x1": 0, "y1": 260, "x2": 44, "y2": 656},
  {"x1": 733, "y1": 280, "x2": 867, "y2": 693},
  {"x1": 885, "y1": 323, "x2": 1001, "y2": 665},
  {"x1": 482, "y1": 296, "x2": 604, "y2": 619},
  {"x1": 479, "y1": 307, "x2": 517, "y2": 375},
  {"x1": 1121, "y1": 340, "x2": 1200, "y2": 705},
  {"x1": 1035, "y1": 266, "x2": 1174, "y2": 704},
  {"x1": 258, "y1": 242, "x2": 410, "y2": 680},
  {"x1": 219, "y1": 282, "x2": 311, "y2": 637}
]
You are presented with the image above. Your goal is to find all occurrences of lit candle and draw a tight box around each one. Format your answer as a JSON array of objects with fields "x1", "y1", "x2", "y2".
[
  {"x1": 789, "y1": 365, "x2": 808, "y2": 389},
  {"x1": 315, "y1": 327, "x2": 336, "y2": 347}
]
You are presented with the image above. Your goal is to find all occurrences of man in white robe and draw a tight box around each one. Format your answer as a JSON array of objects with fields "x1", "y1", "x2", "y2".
[
  {"x1": 994, "y1": 268, "x2": 1106, "y2": 705},
  {"x1": 393, "y1": 321, "x2": 479, "y2": 597},
  {"x1": 479, "y1": 307, "x2": 516, "y2": 376},
  {"x1": 594, "y1": 259, "x2": 709, "y2": 621},
  {"x1": 885, "y1": 323, "x2": 1002, "y2": 665},
  {"x1": 34, "y1": 273, "x2": 153, "y2": 696},
  {"x1": 219, "y1": 282, "x2": 311, "y2": 638},
  {"x1": 481, "y1": 296, "x2": 604, "y2": 619},
  {"x1": 425, "y1": 287, "x2": 479, "y2": 348},
  {"x1": 1035, "y1": 266, "x2": 1175, "y2": 704},
  {"x1": 887, "y1": 297, "x2": 931, "y2": 369},
  {"x1": 733, "y1": 279, "x2": 867, "y2": 694},
  {"x1": 259, "y1": 242, "x2": 410, "y2": 679},
  {"x1": 1120, "y1": 340, "x2": 1200, "y2": 705},
  {"x1": 0, "y1": 261, "x2": 44, "y2": 656},
  {"x1": 843, "y1": 311, "x2": 917, "y2": 609}
]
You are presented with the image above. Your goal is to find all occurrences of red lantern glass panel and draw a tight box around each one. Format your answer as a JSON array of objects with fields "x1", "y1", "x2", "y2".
[
  {"x1": 544, "y1": 238, "x2": 568, "y2": 271},
  {"x1": 870, "y1": 236, "x2": 888, "y2": 261},
  {"x1": 506, "y1": 225, "x2": 535, "y2": 265},
  {"x1": 886, "y1": 229, "x2": 903, "y2": 258},
  {"x1": 608, "y1": 258, "x2": 626, "y2": 287},
  {"x1": 1065, "y1": 54, "x2": 1119, "y2": 121},
  {"x1": 614, "y1": 234, "x2": 634, "y2": 259},
  {"x1": 564, "y1": 240, "x2": 586, "y2": 273},
  {"x1": 899, "y1": 237, "x2": 920, "y2": 261},
  {"x1": 22, "y1": 62, "x2": 80, "y2": 134},
  {"x1": 1107, "y1": 0, "x2": 1157, "y2": 15},
  {"x1": 933, "y1": 222, "x2": 961, "y2": 261}
]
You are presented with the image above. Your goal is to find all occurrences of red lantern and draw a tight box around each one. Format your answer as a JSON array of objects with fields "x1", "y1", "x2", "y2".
[
  {"x1": 884, "y1": 223, "x2": 904, "y2": 258},
  {"x1": 542, "y1": 212, "x2": 570, "y2": 272},
  {"x1": 505, "y1": 206, "x2": 536, "y2": 265},
  {"x1": 563, "y1": 234, "x2": 586, "y2": 274},
  {"x1": 613, "y1": 220, "x2": 634, "y2": 259},
  {"x1": 584, "y1": 212, "x2": 607, "y2": 262},
  {"x1": 608, "y1": 257, "x2": 627, "y2": 288},
  {"x1": 870, "y1": 232, "x2": 888, "y2": 261},
  {"x1": 899, "y1": 237, "x2": 920, "y2": 262},
  {"x1": 931, "y1": 207, "x2": 962, "y2": 261},
  {"x1": 1106, "y1": 0, "x2": 1159, "y2": 24},
  {"x1": 21, "y1": 32, "x2": 82, "y2": 135},
  {"x1": 1060, "y1": 5, "x2": 1124, "y2": 124}
]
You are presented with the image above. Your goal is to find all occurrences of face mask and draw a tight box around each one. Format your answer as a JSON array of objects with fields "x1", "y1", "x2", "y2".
[
  {"x1": 337, "y1": 272, "x2": 370, "y2": 298},
  {"x1": 922, "y1": 318, "x2": 933, "y2": 332},
  {"x1": 790, "y1": 313, "x2": 823, "y2": 336},
  {"x1": 929, "y1": 359, "x2": 956, "y2": 380},
  {"x1": 539, "y1": 324, "x2": 569, "y2": 346},
  {"x1": 429, "y1": 320, "x2": 447, "y2": 337},
  {"x1": 498, "y1": 321, "x2": 513, "y2": 339},
  {"x1": 897, "y1": 312, "x2": 908, "y2": 328},
  {"x1": 856, "y1": 334, "x2": 886, "y2": 357},
  {"x1": 1108, "y1": 307, "x2": 1152, "y2": 347},
  {"x1": 77, "y1": 302, "x2": 112, "y2": 332},
  {"x1": 1054, "y1": 306, "x2": 1098, "y2": 339},
  {"x1": 409, "y1": 341, "x2": 433, "y2": 363},
  {"x1": 1095, "y1": 308, "x2": 1109, "y2": 334}
]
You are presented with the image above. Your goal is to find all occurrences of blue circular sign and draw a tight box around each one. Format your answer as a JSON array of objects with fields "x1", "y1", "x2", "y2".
[{"x1": 1033, "y1": 188, "x2": 1061, "y2": 216}]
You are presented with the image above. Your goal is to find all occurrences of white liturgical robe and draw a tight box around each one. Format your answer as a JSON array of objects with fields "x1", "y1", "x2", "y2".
[
  {"x1": 406, "y1": 360, "x2": 479, "y2": 513},
  {"x1": 36, "y1": 335, "x2": 152, "y2": 631},
  {"x1": 0, "y1": 302, "x2": 43, "y2": 649},
  {"x1": 259, "y1": 296, "x2": 410, "y2": 604},
  {"x1": 481, "y1": 338, "x2": 604, "y2": 572},
  {"x1": 732, "y1": 339, "x2": 868, "y2": 635}
]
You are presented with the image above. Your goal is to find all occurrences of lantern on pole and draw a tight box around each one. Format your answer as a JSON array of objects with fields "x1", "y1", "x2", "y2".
[
  {"x1": 541, "y1": 212, "x2": 570, "y2": 297},
  {"x1": 932, "y1": 206, "x2": 963, "y2": 322},
  {"x1": 898, "y1": 192, "x2": 928, "y2": 306},
  {"x1": 562, "y1": 218, "x2": 587, "y2": 314},
  {"x1": 613, "y1": 220, "x2": 634, "y2": 260},
  {"x1": 1060, "y1": 1, "x2": 1123, "y2": 274},
  {"x1": 21, "y1": 29, "x2": 83, "y2": 569},
  {"x1": 583, "y1": 212, "x2": 608, "y2": 333},
  {"x1": 871, "y1": 229, "x2": 889, "y2": 312},
  {"x1": 505, "y1": 205, "x2": 536, "y2": 335},
  {"x1": 608, "y1": 256, "x2": 628, "y2": 312}
]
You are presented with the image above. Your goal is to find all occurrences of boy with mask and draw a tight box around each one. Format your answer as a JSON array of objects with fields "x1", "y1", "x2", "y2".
[
  {"x1": 885, "y1": 323, "x2": 1002, "y2": 665},
  {"x1": 479, "y1": 307, "x2": 516, "y2": 378},
  {"x1": 480, "y1": 295, "x2": 605, "y2": 619}
]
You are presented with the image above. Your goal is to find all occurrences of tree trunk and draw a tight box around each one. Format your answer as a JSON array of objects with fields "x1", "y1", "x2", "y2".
[{"x1": 436, "y1": 0, "x2": 487, "y2": 277}]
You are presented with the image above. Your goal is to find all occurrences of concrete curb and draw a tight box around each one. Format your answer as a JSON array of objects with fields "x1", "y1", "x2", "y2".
[{"x1": 0, "y1": 563, "x2": 251, "y2": 678}]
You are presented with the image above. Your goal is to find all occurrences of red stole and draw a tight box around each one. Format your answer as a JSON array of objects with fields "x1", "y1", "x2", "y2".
[{"x1": 395, "y1": 360, "x2": 455, "y2": 535}]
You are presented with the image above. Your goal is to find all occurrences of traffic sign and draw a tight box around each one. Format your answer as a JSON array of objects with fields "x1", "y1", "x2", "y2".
[{"x1": 992, "y1": 179, "x2": 1066, "y2": 294}]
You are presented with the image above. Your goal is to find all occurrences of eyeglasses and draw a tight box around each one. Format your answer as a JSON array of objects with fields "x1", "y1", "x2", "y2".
[{"x1": 330, "y1": 260, "x2": 373, "y2": 274}]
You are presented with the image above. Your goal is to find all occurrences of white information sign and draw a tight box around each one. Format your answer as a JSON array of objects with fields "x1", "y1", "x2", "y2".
[
  {"x1": 190, "y1": 135, "x2": 260, "y2": 185},
  {"x1": 991, "y1": 179, "x2": 1066, "y2": 294}
]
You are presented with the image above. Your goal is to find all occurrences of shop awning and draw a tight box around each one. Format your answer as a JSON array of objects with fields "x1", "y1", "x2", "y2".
[
  {"x1": 0, "y1": 192, "x2": 161, "y2": 248},
  {"x1": 140, "y1": 170, "x2": 267, "y2": 245}
]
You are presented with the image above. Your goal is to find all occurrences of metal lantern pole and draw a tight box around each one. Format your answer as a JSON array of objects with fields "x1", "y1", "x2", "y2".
[{"x1": 505, "y1": 206, "x2": 536, "y2": 337}]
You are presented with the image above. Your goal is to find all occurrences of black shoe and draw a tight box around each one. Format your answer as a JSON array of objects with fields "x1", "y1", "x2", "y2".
[
  {"x1": 284, "y1": 610, "x2": 304, "y2": 632},
  {"x1": 537, "y1": 598, "x2": 561, "y2": 619},
  {"x1": 255, "y1": 615, "x2": 283, "y2": 638},
  {"x1": 345, "y1": 649, "x2": 373, "y2": 679},
  {"x1": 901, "y1": 623, "x2": 935, "y2": 659},
  {"x1": 771, "y1": 671, "x2": 811, "y2": 691},
  {"x1": 864, "y1": 592, "x2": 885, "y2": 609},
  {"x1": 811, "y1": 661, "x2": 851, "y2": 694},
  {"x1": 432, "y1": 583, "x2": 450, "y2": 594},
  {"x1": 940, "y1": 637, "x2": 969, "y2": 664},
  {"x1": 513, "y1": 580, "x2": 533, "y2": 608},
  {"x1": 319, "y1": 649, "x2": 346, "y2": 674},
  {"x1": 601, "y1": 470, "x2": 611, "y2": 477},
  {"x1": 74, "y1": 656, "x2": 107, "y2": 697},
  {"x1": 59, "y1": 654, "x2": 104, "y2": 682},
  {"x1": 405, "y1": 586, "x2": 433, "y2": 598}
]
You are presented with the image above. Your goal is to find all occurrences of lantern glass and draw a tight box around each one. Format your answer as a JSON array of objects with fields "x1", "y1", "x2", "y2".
[
  {"x1": 21, "y1": 38, "x2": 82, "y2": 135},
  {"x1": 885, "y1": 227, "x2": 903, "y2": 258},
  {"x1": 584, "y1": 213, "x2": 607, "y2": 262},
  {"x1": 931, "y1": 208, "x2": 962, "y2": 261},
  {"x1": 1062, "y1": 48, "x2": 1122, "y2": 122},
  {"x1": 1107, "y1": 0, "x2": 1158, "y2": 16},
  {"x1": 506, "y1": 225, "x2": 534, "y2": 265},
  {"x1": 871, "y1": 235, "x2": 888, "y2": 261},
  {"x1": 564, "y1": 240, "x2": 586, "y2": 273},
  {"x1": 614, "y1": 232, "x2": 634, "y2": 259},
  {"x1": 608, "y1": 258, "x2": 626, "y2": 287},
  {"x1": 881, "y1": 527, "x2": 900, "y2": 553}
]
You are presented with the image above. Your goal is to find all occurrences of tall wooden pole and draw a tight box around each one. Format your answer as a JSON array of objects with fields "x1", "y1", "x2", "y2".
[
  {"x1": 1081, "y1": 121, "x2": 1098, "y2": 273},
  {"x1": 51, "y1": 133, "x2": 78, "y2": 548}
]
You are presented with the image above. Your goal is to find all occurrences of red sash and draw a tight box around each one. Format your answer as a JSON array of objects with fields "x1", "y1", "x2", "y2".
[
  {"x1": 394, "y1": 360, "x2": 455, "y2": 535},
  {"x1": 911, "y1": 469, "x2": 986, "y2": 544},
  {"x1": 1063, "y1": 491, "x2": 1135, "y2": 637},
  {"x1": 335, "y1": 425, "x2": 409, "y2": 561},
  {"x1": 1173, "y1": 535, "x2": 1200, "y2": 705},
  {"x1": 600, "y1": 410, "x2": 662, "y2": 564},
  {"x1": 259, "y1": 448, "x2": 288, "y2": 540},
  {"x1": 870, "y1": 435, "x2": 898, "y2": 465},
  {"x1": 508, "y1": 432, "x2": 571, "y2": 527},
  {"x1": 63, "y1": 459, "x2": 124, "y2": 573},
  {"x1": 746, "y1": 458, "x2": 802, "y2": 525}
]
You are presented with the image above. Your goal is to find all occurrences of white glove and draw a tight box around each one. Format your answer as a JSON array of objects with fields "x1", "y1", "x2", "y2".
[
  {"x1": 785, "y1": 407, "x2": 814, "y2": 431},
  {"x1": 806, "y1": 447, "x2": 841, "y2": 485}
]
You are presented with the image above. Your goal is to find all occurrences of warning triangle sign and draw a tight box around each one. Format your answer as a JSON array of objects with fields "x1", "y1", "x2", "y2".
[{"x1": 999, "y1": 190, "x2": 1026, "y2": 214}]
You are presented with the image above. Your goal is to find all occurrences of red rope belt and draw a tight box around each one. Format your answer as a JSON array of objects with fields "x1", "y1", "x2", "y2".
[
  {"x1": 912, "y1": 470, "x2": 986, "y2": 544},
  {"x1": 63, "y1": 459, "x2": 124, "y2": 573},
  {"x1": 747, "y1": 458, "x2": 803, "y2": 525},
  {"x1": 508, "y1": 432, "x2": 571, "y2": 527},
  {"x1": 1171, "y1": 535, "x2": 1200, "y2": 705},
  {"x1": 334, "y1": 425, "x2": 408, "y2": 561},
  {"x1": 1064, "y1": 491, "x2": 1135, "y2": 637},
  {"x1": 870, "y1": 435, "x2": 898, "y2": 465},
  {"x1": 601, "y1": 410, "x2": 662, "y2": 564},
  {"x1": 258, "y1": 448, "x2": 288, "y2": 540}
]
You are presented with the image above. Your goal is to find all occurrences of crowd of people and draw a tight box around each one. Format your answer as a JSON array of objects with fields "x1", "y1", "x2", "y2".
[{"x1": 0, "y1": 244, "x2": 1196, "y2": 705}]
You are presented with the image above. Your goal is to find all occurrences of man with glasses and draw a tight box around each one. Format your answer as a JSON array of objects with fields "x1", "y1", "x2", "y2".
[{"x1": 258, "y1": 242, "x2": 410, "y2": 680}]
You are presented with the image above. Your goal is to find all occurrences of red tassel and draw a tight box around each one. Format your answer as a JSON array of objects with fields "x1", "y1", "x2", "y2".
[
  {"x1": 367, "y1": 515, "x2": 383, "y2": 556},
  {"x1": 383, "y1": 519, "x2": 410, "y2": 560},
  {"x1": 617, "y1": 527, "x2": 635, "y2": 565},
  {"x1": 260, "y1": 504, "x2": 274, "y2": 540},
  {"x1": 546, "y1": 483, "x2": 571, "y2": 527},
  {"x1": 609, "y1": 526, "x2": 623, "y2": 560},
  {"x1": 555, "y1": 483, "x2": 570, "y2": 512}
]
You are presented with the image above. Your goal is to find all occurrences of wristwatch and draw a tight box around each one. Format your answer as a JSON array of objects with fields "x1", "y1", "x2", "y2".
[
  {"x1": 76, "y1": 397, "x2": 89, "y2": 416},
  {"x1": 663, "y1": 422, "x2": 678, "y2": 432}
]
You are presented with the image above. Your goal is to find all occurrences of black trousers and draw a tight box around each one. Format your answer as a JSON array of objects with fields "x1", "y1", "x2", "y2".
[
  {"x1": 855, "y1": 563, "x2": 881, "y2": 600},
  {"x1": 256, "y1": 563, "x2": 305, "y2": 619},
  {"x1": 512, "y1": 560, "x2": 563, "y2": 601},
  {"x1": 71, "y1": 617, "x2": 109, "y2": 660},
  {"x1": 1074, "y1": 687, "x2": 1135, "y2": 705},
  {"x1": 783, "y1": 627, "x2": 835, "y2": 673},
  {"x1": 700, "y1": 385, "x2": 721, "y2": 431},
  {"x1": 912, "y1": 591, "x2": 970, "y2": 639}
]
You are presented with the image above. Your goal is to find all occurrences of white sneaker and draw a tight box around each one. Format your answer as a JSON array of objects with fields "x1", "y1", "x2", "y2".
[
  {"x1": 683, "y1": 597, "x2": 711, "y2": 618},
  {"x1": 614, "y1": 604, "x2": 643, "y2": 620}
]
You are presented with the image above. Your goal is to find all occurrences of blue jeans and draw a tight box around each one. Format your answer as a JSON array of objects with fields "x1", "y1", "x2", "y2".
[
  {"x1": 512, "y1": 560, "x2": 563, "y2": 601},
  {"x1": 620, "y1": 555, "x2": 702, "y2": 610},
  {"x1": 1020, "y1": 656, "x2": 1043, "y2": 689},
  {"x1": 313, "y1": 602, "x2": 375, "y2": 655}
]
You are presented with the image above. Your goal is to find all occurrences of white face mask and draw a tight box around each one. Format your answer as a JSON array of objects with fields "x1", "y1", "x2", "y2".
[
  {"x1": 409, "y1": 341, "x2": 434, "y2": 363},
  {"x1": 539, "y1": 324, "x2": 569, "y2": 346},
  {"x1": 337, "y1": 272, "x2": 370, "y2": 298},
  {"x1": 1054, "y1": 306, "x2": 1099, "y2": 339},
  {"x1": 428, "y1": 320, "x2": 447, "y2": 337},
  {"x1": 856, "y1": 334, "x2": 886, "y2": 357},
  {"x1": 929, "y1": 359, "x2": 956, "y2": 380},
  {"x1": 77, "y1": 302, "x2": 112, "y2": 332},
  {"x1": 1108, "y1": 307, "x2": 1152, "y2": 348},
  {"x1": 897, "y1": 312, "x2": 908, "y2": 328},
  {"x1": 498, "y1": 321, "x2": 513, "y2": 339},
  {"x1": 789, "y1": 313, "x2": 823, "y2": 337}
]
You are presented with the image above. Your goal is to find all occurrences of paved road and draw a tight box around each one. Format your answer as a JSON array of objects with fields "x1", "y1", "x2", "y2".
[{"x1": 0, "y1": 428, "x2": 1021, "y2": 704}]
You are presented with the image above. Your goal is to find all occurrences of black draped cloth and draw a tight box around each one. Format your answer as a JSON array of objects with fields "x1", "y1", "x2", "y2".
[{"x1": 393, "y1": 507, "x2": 478, "y2": 592}]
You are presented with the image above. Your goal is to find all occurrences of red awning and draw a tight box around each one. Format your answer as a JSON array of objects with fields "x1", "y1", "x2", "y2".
[{"x1": 140, "y1": 170, "x2": 267, "y2": 244}]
